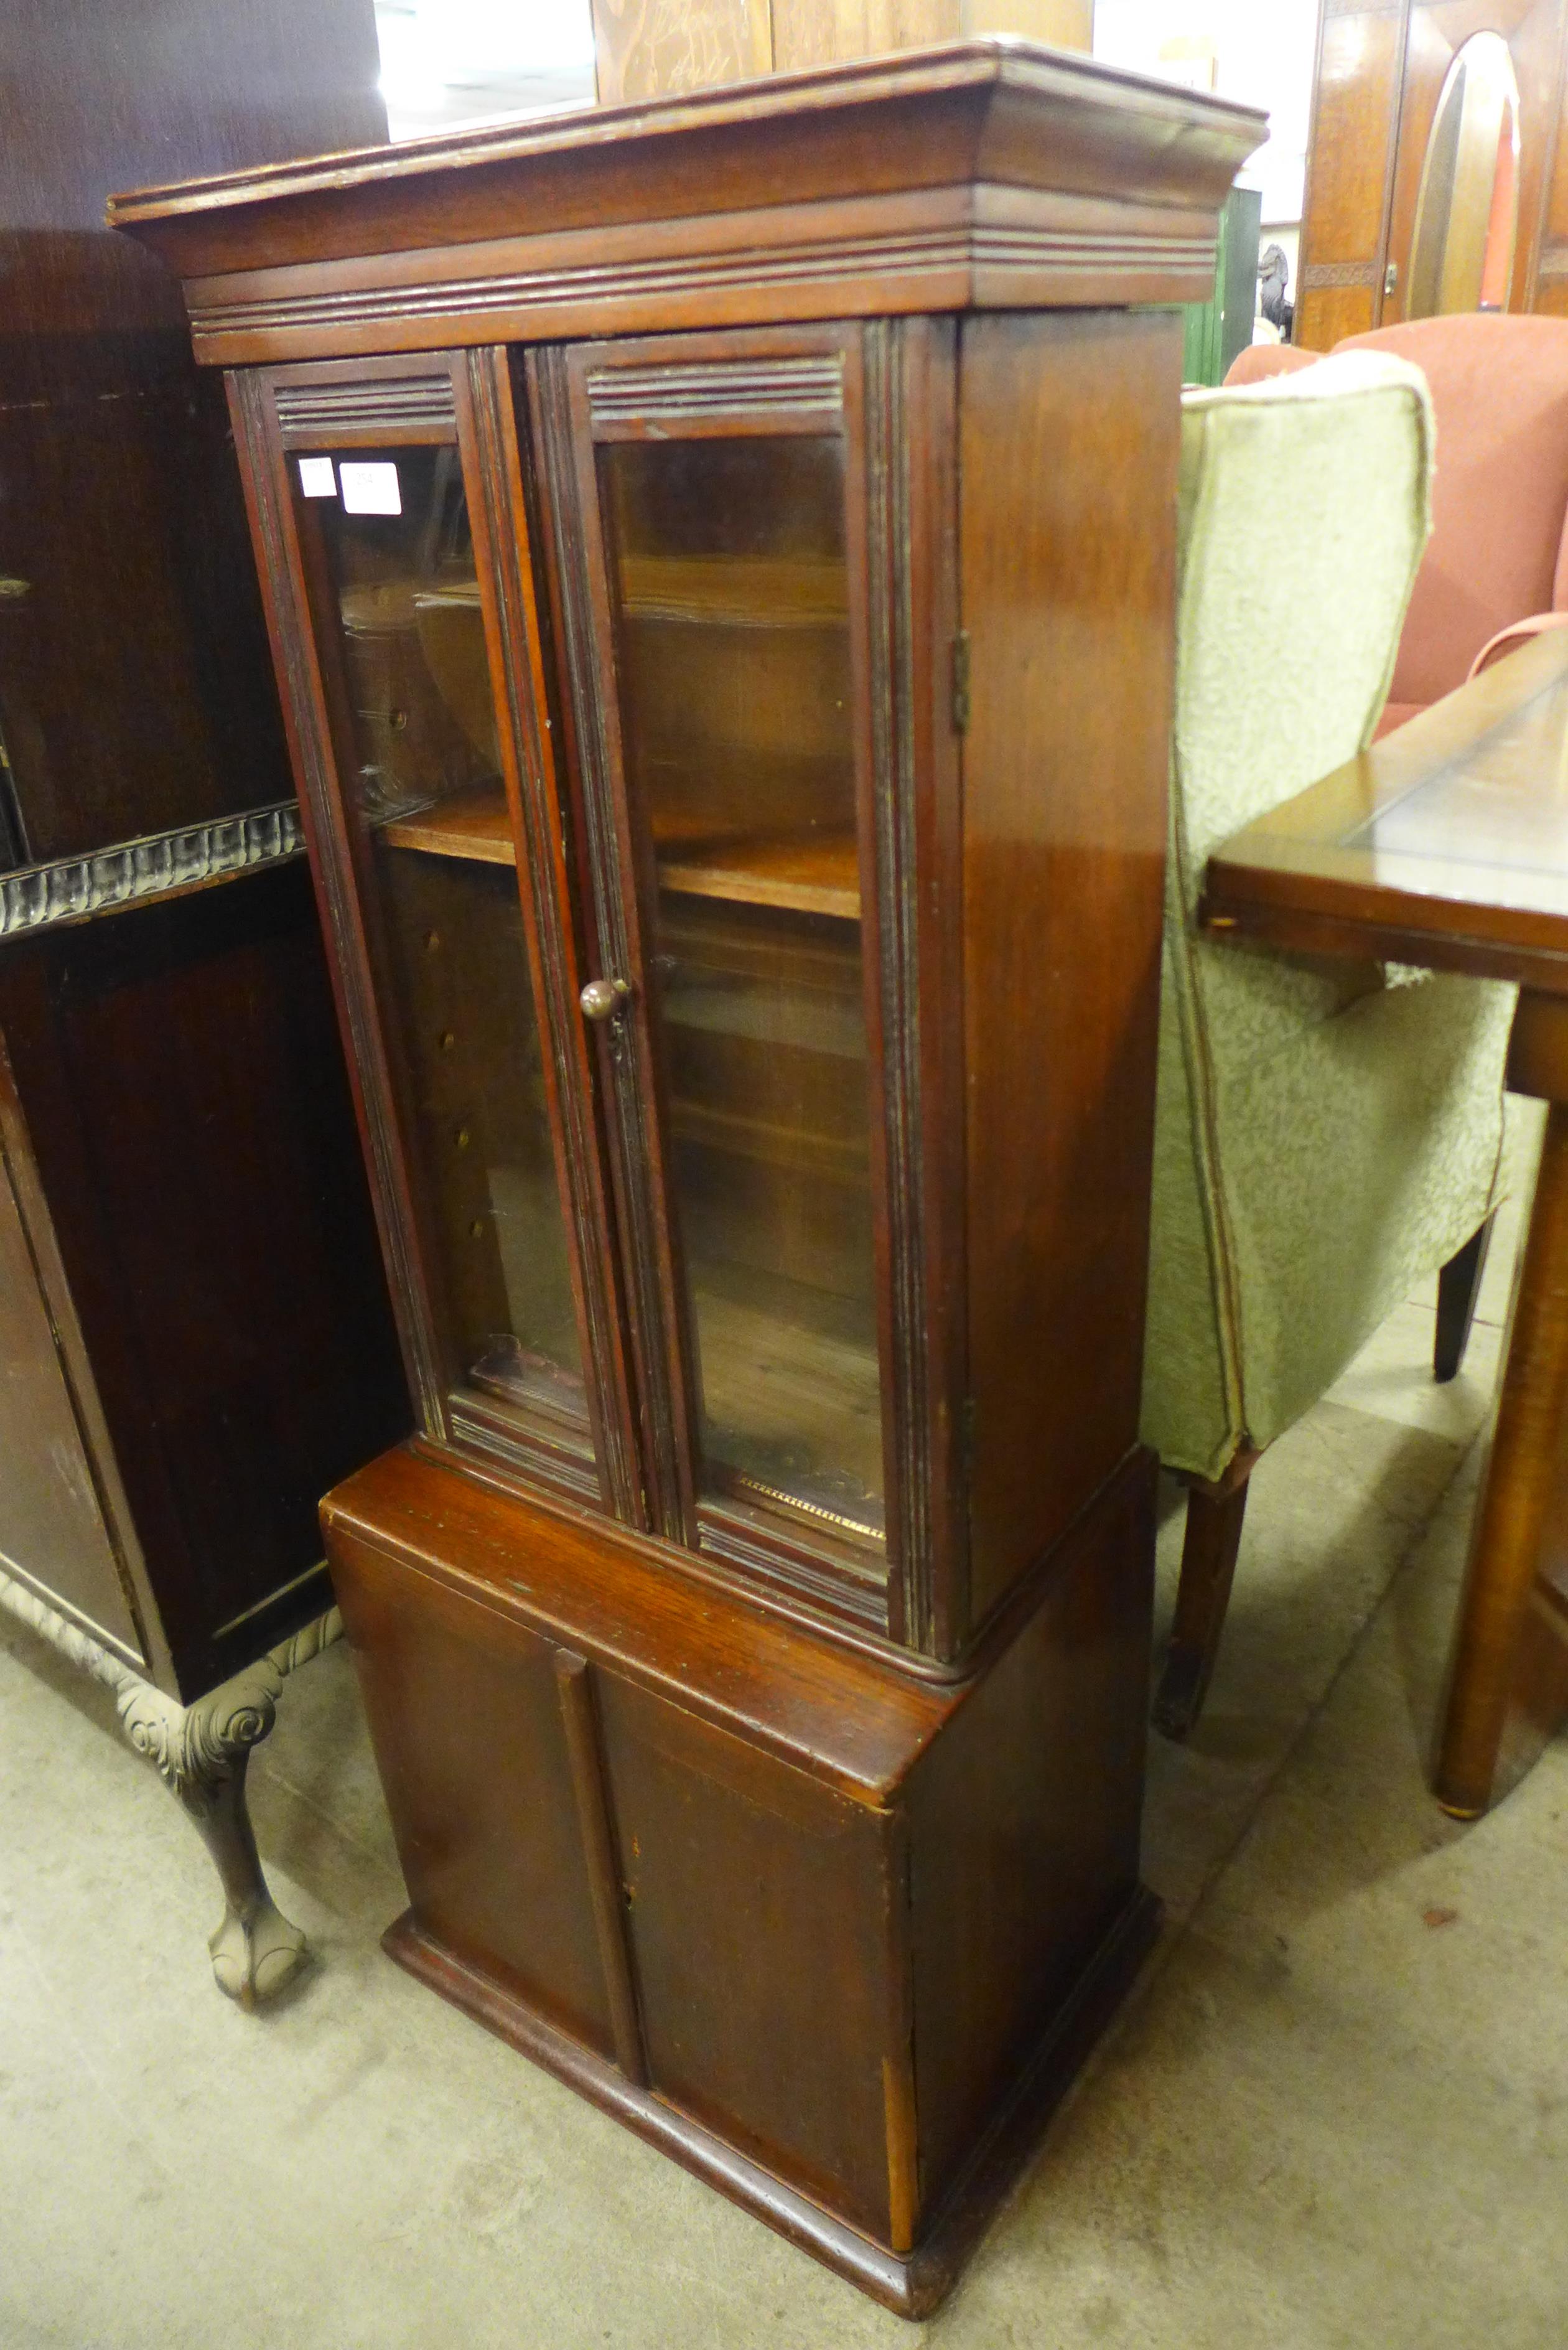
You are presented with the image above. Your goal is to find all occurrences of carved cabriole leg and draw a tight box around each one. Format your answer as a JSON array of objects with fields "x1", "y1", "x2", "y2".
[
  {"x1": 1152, "y1": 1448, "x2": 1259, "y2": 1743},
  {"x1": 116, "y1": 1619, "x2": 346, "y2": 2008},
  {"x1": 0, "y1": 1565, "x2": 339, "y2": 2006}
]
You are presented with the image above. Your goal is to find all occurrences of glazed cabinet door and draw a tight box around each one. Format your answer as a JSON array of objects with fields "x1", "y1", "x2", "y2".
[
  {"x1": 526, "y1": 325, "x2": 964, "y2": 1648},
  {"x1": 228, "y1": 353, "x2": 642, "y2": 1523}
]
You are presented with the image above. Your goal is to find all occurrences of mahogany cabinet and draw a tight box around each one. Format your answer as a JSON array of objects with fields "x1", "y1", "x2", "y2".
[{"x1": 114, "y1": 42, "x2": 1262, "y2": 2310}]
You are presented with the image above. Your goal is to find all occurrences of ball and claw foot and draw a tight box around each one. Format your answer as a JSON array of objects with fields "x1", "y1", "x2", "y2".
[
  {"x1": 123, "y1": 1629, "x2": 337, "y2": 2008},
  {"x1": 0, "y1": 1566, "x2": 334, "y2": 2006},
  {"x1": 183, "y1": 1739, "x2": 312, "y2": 2010},
  {"x1": 208, "y1": 1881, "x2": 310, "y2": 2010}
]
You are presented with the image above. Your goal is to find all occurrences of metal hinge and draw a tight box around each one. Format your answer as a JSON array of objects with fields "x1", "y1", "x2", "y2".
[{"x1": 951, "y1": 630, "x2": 971, "y2": 736}]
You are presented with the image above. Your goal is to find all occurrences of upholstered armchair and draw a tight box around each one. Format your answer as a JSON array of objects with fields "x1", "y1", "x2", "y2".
[
  {"x1": 1144, "y1": 353, "x2": 1516, "y2": 1738},
  {"x1": 1226, "y1": 314, "x2": 1568, "y2": 730}
]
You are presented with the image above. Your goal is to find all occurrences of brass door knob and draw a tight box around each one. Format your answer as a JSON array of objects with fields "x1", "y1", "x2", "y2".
[{"x1": 579, "y1": 976, "x2": 631, "y2": 1023}]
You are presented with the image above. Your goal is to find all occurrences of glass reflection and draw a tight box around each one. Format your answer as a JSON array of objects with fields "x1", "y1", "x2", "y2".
[
  {"x1": 299, "y1": 443, "x2": 587, "y2": 1449},
  {"x1": 600, "y1": 434, "x2": 885, "y2": 1553},
  {"x1": 1407, "y1": 32, "x2": 1521, "y2": 320}
]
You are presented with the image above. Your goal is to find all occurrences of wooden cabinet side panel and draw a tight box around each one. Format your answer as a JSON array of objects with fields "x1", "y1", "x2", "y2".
[
  {"x1": 957, "y1": 311, "x2": 1175, "y2": 1631},
  {"x1": 330, "y1": 1528, "x2": 618, "y2": 2060},
  {"x1": 906, "y1": 1452, "x2": 1154, "y2": 2210},
  {"x1": 595, "y1": 1677, "x2": 899, "y2": 2240},
  {"x1": 0, "y1": 1067, "x2": 142, "y2": 1657},
  {"x1": 0, "y1": 869, "x2": 408, "y2": 1695}
]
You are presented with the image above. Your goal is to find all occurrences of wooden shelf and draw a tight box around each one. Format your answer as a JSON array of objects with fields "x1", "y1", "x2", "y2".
[
  {"x1": 381, "y1": 782, "x2": 515, "y2": 865},
  {"x1": 380, "y1": 795, "x2": 859, "y2": 922},
  {"x1": 619, "y1": 553, "x2": 847, "y2": 630},
  {"x1": 692, "y1": 1272, "x2": 884, "y2": 1533},
  {"x1": 660, "y1": 831, "x2": 859, "y2": 919},
  {"x1": 673, "y1": 1095, "x2": 868, "y2": 1184}
]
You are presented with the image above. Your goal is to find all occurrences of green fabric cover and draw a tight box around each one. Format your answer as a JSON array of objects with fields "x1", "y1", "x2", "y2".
[{"x1": 1142, "y1": 354, "x2": 1516, "y2": 1481}]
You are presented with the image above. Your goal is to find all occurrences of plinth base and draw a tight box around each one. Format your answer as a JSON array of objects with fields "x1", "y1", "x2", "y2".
[{"x1": 385, "y1": 1887, "x2": 1160, "y2": 2317}]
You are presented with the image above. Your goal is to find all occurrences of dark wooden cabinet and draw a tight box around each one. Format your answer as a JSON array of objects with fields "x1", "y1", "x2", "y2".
[
  {"x1": 0, "y1": 0, "x2": 410, "y2": 2005},
  {"x1": 114, "y1": 42, "x2": 1262, "y2": 2307},
  {"x1": 0, "y1": 0, "x2": 408, "y2": 1704},
  {"x1": 0, "y1": 864, "x2": 404, "y2": 1696}
]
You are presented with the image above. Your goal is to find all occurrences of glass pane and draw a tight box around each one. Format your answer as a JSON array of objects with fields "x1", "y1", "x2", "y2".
[
  {"x1": 599, "y1": 435, "x2": 884, "y2": 1554},
  {"x1": 297, "y1": 443, "x2": 587, "y2": 1449}
]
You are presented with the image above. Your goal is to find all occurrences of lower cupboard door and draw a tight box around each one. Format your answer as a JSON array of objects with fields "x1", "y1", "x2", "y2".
[
  {"x1": 338, "y1": 1549, "x2": 617, "y2": 2061},
  {"x1": 594, "y1": 1673, "x2": 904, "y2": 2243}
]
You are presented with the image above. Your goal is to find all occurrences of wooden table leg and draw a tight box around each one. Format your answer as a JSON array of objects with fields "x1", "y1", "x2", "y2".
[{"x1": 1435, "y1": 992, "x2": 1568, "y2": 1817}]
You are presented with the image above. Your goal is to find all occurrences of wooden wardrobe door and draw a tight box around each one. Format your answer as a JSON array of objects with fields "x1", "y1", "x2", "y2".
[{"x1": 1299, "y1": 0, "x2": 1411, "y2": 348}]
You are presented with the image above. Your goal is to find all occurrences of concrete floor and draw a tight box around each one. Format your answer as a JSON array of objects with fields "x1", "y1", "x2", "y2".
[{"x1": 2, "y1": 1199, "x2": 1566, "y2": 2349}]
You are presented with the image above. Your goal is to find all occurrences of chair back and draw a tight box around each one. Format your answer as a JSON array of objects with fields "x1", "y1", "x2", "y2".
[
  {"x1": 1174, "y1": 353, "x2": 1433, "y2": 894},
  {"x1": 1221, "y1": 344, "x2": 1317, "y2": 388},
  {"x1": 1144, "y1": 355, "x2": 1439, "y2": 1479},
  {"x1": 1340, "y1": 316, "x2": 1568, "y2": 707},
  {"x1": 1226, "y1": 314, "x2": 1568, "y2": 712}
]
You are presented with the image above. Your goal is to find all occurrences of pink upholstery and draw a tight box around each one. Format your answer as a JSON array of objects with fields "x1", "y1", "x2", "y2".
[
  {"x1": 1348, "y1": 319, "x2": 1568, "y2": 706},
  {"x1": 1223, "y1": 316, "x2": 1568, "y2": 719},
  {"x1": 1222, "y1": 343, "x2": 1318, "y2": 388}
]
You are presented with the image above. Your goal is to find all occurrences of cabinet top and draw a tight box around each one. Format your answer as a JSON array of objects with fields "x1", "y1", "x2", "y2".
[{"x1": 108, "y1": 40, "x2": 1266, "y2": 368}]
